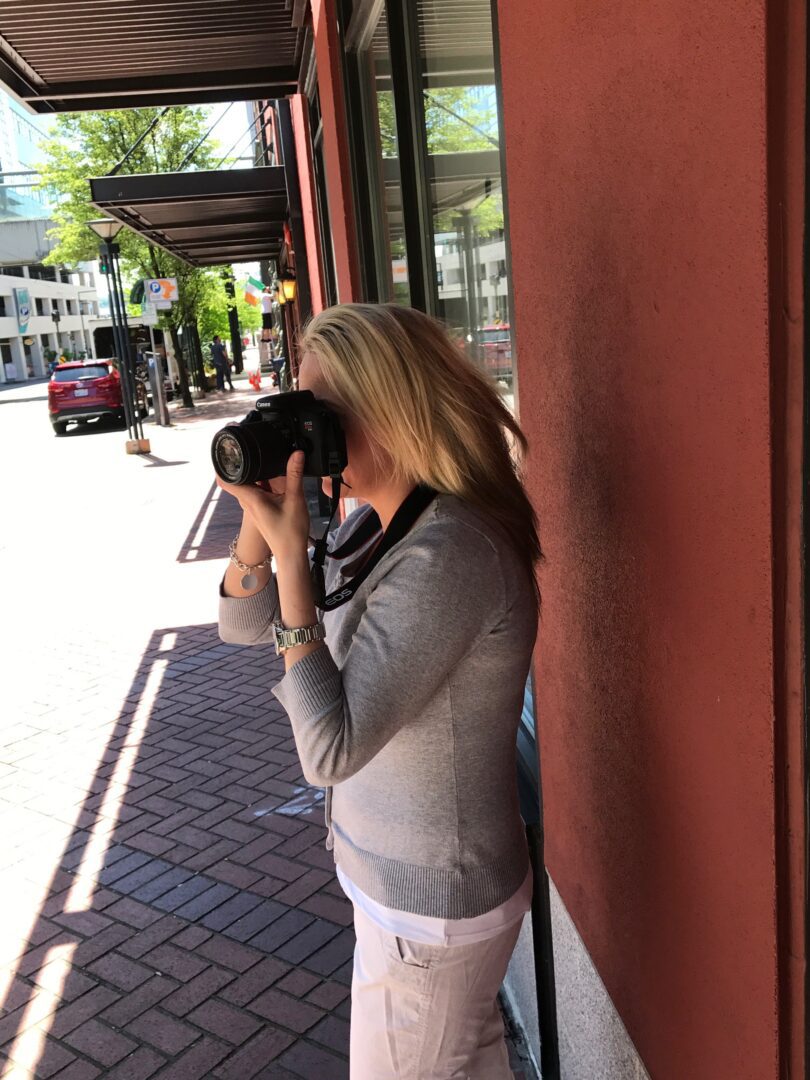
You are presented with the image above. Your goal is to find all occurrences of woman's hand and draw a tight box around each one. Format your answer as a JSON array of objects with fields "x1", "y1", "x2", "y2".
[{"x1": 216, "y1": 451, "x2": 310, "y2": 560}]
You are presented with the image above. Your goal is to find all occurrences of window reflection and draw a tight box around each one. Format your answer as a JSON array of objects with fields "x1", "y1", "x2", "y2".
[
  {"x1": 417, "y1": 0, "x2": 514, "y2": 401},
  {"x1": 370, "y1": 10, "x2": 410, "y2": 305}
]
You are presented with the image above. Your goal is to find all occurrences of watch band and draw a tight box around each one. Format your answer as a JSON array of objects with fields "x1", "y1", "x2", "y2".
[{"x1": 273, "y1": 621, "x2": 326, "y2": 655}]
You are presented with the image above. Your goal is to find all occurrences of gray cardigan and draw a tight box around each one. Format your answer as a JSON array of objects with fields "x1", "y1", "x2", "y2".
[{"x1": 218, "y1": 494, "x2": 537, "y2": 919}]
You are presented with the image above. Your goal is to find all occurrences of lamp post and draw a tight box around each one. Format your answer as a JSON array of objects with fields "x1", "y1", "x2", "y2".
[
  {"x1": 86, "y1": 218, "x2": 146, "y2": 451},
  {"x1": 76, "y1": 287, "x2": 98, "y2": 358},
  {"x1": 222, "y1": 270, "x2": 244, "y2": 374},
  {"x1": 50, "y1": 304, "x2": 61, "y2": 358},
  {"x1": 489, "y1": 274, "x2": 500, "y2": 322}
]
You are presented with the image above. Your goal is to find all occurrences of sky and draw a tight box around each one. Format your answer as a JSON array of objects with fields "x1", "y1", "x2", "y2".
[{"x1": 204, "y1": 101, "x2": 258, "y2": 168}]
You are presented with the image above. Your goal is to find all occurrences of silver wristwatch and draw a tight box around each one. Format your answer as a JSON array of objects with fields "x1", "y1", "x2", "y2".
[{"x1": 272, "y1": 621, "x2": 326, "y2": 656}]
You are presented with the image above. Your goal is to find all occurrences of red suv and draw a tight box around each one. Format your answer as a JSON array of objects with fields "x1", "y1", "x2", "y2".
[
  {"x1": 48, "y1": 360, "x2": 147, "y2": 436},
  {"x1": 479, "y1": 325, "x2": 512, "y2": 381}
]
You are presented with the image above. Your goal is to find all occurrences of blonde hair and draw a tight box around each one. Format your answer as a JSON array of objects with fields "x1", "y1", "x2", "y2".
[{"x1": 300, "y1": 303, "x2": 542, "y2": 603}]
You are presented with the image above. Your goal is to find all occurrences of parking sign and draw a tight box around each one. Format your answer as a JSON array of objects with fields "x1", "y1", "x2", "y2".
[{"x1": 144, "y1": 278, "x2": 178, "y2": 304}]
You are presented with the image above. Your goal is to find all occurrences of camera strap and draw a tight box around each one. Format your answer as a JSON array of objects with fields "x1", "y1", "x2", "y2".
[{"x1": 310, "y1": 483, "x2": 437, "y2": 612}]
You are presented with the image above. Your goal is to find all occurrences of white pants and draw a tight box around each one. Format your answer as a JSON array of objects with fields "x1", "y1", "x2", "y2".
[{"x1": 350, "y1": 904, "x2": 522, "y2": 1079}]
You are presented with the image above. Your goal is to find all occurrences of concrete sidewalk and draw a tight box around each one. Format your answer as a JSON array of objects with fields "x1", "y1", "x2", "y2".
[{"x1": 0, "y1": 385, "x2": 532, "y2": 1079}]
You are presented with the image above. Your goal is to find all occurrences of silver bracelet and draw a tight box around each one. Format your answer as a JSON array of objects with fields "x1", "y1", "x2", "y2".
[
  {"x1": 229, "y1": 535, "x2": 272, "y2": 590},
  {"x1": 273, "y1": 621, "x2": 326, "y2": 656}
]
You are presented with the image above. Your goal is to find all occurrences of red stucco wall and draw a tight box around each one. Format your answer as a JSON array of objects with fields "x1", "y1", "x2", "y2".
[
  {"x1": 497, "y1": 2, "x2": 785, "y2": 1077},
  {"x1": 310, "y1": 0, "x2": 361, "y2": 303},
  {"x1": 291, "y1": 93, "x2": 326, "y2": 316}
]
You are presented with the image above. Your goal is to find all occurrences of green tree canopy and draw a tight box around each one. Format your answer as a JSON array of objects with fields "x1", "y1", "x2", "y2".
[
  {"x1": 197, "y1": 279, "x2": 262, "y2": 344},
  {"x1": 376, "y1": 86, "x2": 504, "y2": 240},
  {"x1": 37, "y1": 106, "x2": 249, "y2": 404}
]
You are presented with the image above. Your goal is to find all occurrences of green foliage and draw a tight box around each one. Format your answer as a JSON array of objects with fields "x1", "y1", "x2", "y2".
[
  {"x1": 376, "y1": 86, "x2": 504, "y2": 240},
  {"x1": 35, "y1": 106, "x2": 235, "y2": 332},
  {"x1": 424, "y1": 87, "x2": 498, "y2": 154},
  {"x1": 197, "y1": 279, "x2": 262, "y2": 344},
  {"x1": 377, "y1": 92, "x2": 397, "y2": 159}
]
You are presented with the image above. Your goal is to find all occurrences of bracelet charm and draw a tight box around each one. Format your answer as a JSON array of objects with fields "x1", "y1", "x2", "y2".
[{"x1": 229, "y1": 536, "x2": 272, "y2": 590}]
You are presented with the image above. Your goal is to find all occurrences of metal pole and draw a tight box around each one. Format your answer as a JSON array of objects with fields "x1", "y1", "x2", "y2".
[
  {"x1": 224, "y1": 273, "x2": 244, "y2": 373},
  {"x1": 105, "y1": 243, "x2": 138, "y2": 440},
  {"x1": 112, "y1": 247, "x2": 144, "y2": 441},
  {"x1": 456, "y1": 212, "x2": 479, "y2": 351},
  {"x1": 76, "y1": 286, "x2": 97, "y2": 358},
  {"x1": 105, "y1": 248, "x2": 133, "y2": 437},
  {"x1": 77, "y1": 286, "x2": 88, "y2": 358}
]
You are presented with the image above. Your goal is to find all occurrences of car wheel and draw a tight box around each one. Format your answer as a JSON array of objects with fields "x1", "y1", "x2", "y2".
[{"x1": 52, "y1": 421, "x2": 68, "y2": 436}]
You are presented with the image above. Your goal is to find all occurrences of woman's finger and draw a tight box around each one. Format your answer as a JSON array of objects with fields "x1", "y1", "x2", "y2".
[
  {"x1": 285, "y1": 451, "x2": 306, "y2": 497},
  {"x1": 217, "y1": 477, "x2": 267, "y2": 515}
]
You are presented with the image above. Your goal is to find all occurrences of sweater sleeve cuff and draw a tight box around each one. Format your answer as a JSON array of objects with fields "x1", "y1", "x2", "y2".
[
  {"x1": 218, "y1": 576, "x2": 280, "y2": 644},
  {"x1": 272, "y1": 645, "x2": 341, "y2": 719}
]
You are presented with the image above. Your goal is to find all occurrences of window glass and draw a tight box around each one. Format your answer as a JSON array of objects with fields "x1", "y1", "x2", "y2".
[
  {"x1": 416, "y1": 1, "x2": 513, "y2": 404},
  {"x1": 308, "y1": 89, "x2": 339, "y2": 307},
  {"x1": 53, "y1": 365, "x2": 109, "y2": 382},
  {"x1": 368, "y1": 9, "x2": 410, "y2": 304}
]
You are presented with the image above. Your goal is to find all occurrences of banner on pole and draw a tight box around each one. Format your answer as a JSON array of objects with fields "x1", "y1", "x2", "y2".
[{"x1": 13, "y1": 287, "x2": 31, "y2": 334}]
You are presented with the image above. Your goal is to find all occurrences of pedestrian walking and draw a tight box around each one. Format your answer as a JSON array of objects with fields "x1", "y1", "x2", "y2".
[
  {"x1": 216, "y1": 303, "x2": 541, "y2": 1079},
  {"x1": 210, "y1": 335, "x2": 233, "y2": 391}
]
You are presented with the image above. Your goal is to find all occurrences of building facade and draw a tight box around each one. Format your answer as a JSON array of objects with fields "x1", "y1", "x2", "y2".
[
  {"x1": 258, "y1": 2, "x2": 806, "y2": 1077},
  {"x1": 0, "y1": 266, "x2": 99, "y2": 383}
]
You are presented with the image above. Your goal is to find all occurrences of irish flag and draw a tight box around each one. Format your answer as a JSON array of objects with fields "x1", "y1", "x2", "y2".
[{"x1": 244, "y1": 276, "x2": 264, "y2": 306}]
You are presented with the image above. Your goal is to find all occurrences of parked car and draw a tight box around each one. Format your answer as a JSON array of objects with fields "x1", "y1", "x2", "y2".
[
  {"x1": 48, "y1": 359, "x2": 148, "y2": 436},
  {"x1": 479, "y1": 324, "x2": 512, "y2": 381}
]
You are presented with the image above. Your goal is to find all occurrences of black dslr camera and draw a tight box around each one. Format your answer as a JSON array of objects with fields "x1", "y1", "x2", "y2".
[{"x1": 210, "y1": 390, "x2": 347, "y2": 485}]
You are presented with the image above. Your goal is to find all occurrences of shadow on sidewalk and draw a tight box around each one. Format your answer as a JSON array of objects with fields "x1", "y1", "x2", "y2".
[{"x1": 0, "y1": 620, "x2": 355, "y2": 1078}]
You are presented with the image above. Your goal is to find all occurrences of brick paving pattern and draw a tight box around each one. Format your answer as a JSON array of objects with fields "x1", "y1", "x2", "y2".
[{"x1": 1, "y1": 615, "x2": 356, "y2": 1078}]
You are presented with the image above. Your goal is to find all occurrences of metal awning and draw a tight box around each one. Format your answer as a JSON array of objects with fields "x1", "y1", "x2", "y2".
[
  {"x1": 0, "y1": 0, "x2": 308, "y2": 113},
  {"x1": 89, "y1": 167, "x2": 288, "y2": 267}
]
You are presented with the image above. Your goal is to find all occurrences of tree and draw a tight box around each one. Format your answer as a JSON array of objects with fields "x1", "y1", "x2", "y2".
[
  {"x1": 197, "y1": 279, "x2": 262, "y2": 346},
  {"x1": 376, "y1": 85, "x2": 504, "y2": 241},
  {"x1": 37, "y1": 106, "x2": 234, "y2": 408}
]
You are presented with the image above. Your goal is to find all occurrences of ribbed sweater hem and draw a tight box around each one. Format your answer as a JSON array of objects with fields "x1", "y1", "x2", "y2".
[
  {"x1": 272, "y1": 645, "x2": 341, "y2": 718},
  {"x1": 218, "y1": 578, "x2": 279, "y2": 640},
  {"x1": 331, "y1": 821, "x2": 530, "y2": 920}
]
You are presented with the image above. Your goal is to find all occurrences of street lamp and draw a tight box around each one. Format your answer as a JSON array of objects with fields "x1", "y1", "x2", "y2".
[
  {"x1": 86, "y1": 217, "x2": 146, "y2": 450},
  {"x1": 280, "y1": 272, "x2": 297, "y2": 303},
  {"x1": 86, "y1": 218, "x2": 123, "y2": 243}
]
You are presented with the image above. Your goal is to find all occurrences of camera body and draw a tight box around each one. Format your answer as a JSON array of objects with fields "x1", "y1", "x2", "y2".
[{"x1": 211, "y1": 390, "x2": 347, "y2": 485}]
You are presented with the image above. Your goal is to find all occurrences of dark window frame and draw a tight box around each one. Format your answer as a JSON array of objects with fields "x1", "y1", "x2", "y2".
[{"x1": 307, "y1": 86, "x2": 339, "y2": 308}]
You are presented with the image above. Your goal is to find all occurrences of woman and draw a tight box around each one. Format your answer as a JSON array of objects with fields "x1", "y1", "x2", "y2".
[{"x1": 218, "y1": 303, "x2": 541, "y2": 1079}]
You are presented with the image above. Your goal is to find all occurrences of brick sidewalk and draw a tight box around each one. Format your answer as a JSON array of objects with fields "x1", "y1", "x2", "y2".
[{"x1": 1, "y1": 619, "x2": 357, "y2": 1079}]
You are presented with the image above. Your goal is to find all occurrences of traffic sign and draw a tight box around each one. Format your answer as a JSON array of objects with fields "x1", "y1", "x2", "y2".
[{"x1": 144, "y1": 278, "x2": 178, "y2": 303}]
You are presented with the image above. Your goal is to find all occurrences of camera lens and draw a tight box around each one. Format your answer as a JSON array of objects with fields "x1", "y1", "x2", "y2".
[
  {"x1": 211, "y1": 427, "x2": 258, "y2": 484},
  {"x1": 211, "y1": 420, "x2": 290, "y2": 485},
  {"x1": 213, "y1": 431, "x2": 246, "y2": 483}
]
